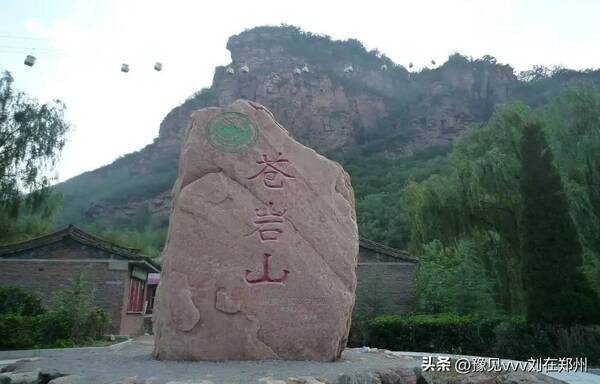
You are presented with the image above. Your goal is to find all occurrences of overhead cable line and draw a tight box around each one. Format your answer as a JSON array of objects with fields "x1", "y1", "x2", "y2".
[{"x1": 0, "y1": 34, "x2": 57, "y2": 41}]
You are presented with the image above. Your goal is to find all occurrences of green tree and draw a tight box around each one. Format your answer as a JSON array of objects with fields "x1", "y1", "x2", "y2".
[
  {"x1": 519, "y1": 122, "x2": 600, "y2": 324},
  {"x1": 49, "y1": 272, "x2": 109, "y2": 338},
  {"x1": 415, "y1": 235, "x2": 497, "y2": 314},
  {"x1": 0, "y1": 192, "x2": 63, "y2": 244},
  {"x1": 540, "y1": 85, "x2": 600, "y2": 294},
  {"x1": 0, "y1": 70, "x2": 69, "y2": 242},
  {"x1": 402, "y1": 103, "x2": 531, "y2": 315}
]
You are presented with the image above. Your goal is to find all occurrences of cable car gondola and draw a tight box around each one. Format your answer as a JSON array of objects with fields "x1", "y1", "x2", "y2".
[{"x1": 24, "y1": 55, "x2": 36, "y2": 67}]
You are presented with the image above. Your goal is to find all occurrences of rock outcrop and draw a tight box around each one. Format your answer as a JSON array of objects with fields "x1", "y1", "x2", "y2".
[
  {"x1": 153, "y1": 100, "x2": 359, "y2": 361},
  {"x1": 158, "y1": 27, "x2": 515, "y2": 155},
  {"x1": 56, "y1": 25, "x2": 558, "y2": 228}
]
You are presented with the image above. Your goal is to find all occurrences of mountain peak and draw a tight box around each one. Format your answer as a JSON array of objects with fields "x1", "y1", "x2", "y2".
[{"x1": 58, "y1": 26, "x2": 550, "y2": 231}]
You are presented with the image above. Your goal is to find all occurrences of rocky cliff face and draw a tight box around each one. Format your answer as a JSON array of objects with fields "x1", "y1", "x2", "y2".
[
  {"x1": 159, "y1": 27, "x2": 516, "y2": 154},
  {"x1": 56, "y1": 26, "x2": 518, "y2": 226}
]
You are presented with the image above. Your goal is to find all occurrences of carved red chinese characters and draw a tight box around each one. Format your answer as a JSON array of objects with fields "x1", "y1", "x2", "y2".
[
  {"x1": 245, "y1": 253, "x2": 290, "y2": 284},
  {"x1": 246, "y1": 159, "x2": 291, "y2": 284},
  {"x1": 247, "y1": 152, "x2": 295, "y2": 189},
  {"x1": 244, "y1": 202, "x2": 286, "y2": 242},
  {"x1": 153, "y1": 100, "x2": 358, "y2": 362}
]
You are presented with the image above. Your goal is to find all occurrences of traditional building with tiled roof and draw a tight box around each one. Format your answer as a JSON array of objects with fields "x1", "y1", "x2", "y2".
[
  {"x1": 0, "y1": 226, "x2": 417, "y2": 337},
  {"x1": 0, "y1": 225, "x2": 160, "y2": 336}
]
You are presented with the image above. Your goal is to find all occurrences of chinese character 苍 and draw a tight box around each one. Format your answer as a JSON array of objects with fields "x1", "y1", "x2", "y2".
[{"x1": 247, "y1": 152, "x2": 295, "y2": 189}]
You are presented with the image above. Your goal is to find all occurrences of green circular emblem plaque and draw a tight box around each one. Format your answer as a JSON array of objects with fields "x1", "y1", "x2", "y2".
[{"x1": 205, "y1": 112, "x2": 259, "y2": 154}]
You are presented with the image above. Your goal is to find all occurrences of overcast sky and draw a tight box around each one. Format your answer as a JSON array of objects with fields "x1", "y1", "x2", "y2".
[{"x1": 1, "y1": 0, "x2": 599, "y2": 182}]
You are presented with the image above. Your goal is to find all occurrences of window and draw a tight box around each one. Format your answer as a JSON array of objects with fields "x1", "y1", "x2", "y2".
[{"x1": 127, "y1": 277, "x2": 146, "y2": 313}]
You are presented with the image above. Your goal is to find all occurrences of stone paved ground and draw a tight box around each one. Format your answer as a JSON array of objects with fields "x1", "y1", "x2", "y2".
[
  {"x1": 545, "y1": 371, "x2": 600, "y2": 384},
  {"x1": 7, "y1": 340, "x2": 421, "y2": 384},
  {"x1": 3, "y1": 338, "x2": 599, "y2": 384}
]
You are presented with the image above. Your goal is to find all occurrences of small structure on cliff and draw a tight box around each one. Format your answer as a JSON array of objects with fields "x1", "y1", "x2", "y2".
[
  {"x1": 153, "y1": 100, "x2": 359, "y2": 362},
  {"x1": 0, "y1": 225, "x2": 160, "y2": 336}
]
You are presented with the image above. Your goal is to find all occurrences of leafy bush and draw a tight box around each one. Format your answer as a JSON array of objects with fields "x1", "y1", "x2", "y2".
[
  {"x1": 80, "y1": 309, "x2": 110, "y2": 339},
  {"x1": 0, "y1": 285, "x2": 44, "y2": 316},
  {"x1": 36, "y1": 311, "x2": 73, "y2": 341},
  {"x1": 36, "y1": 309, "x2": 108, "y2": 342},
  {"x1": 0, "y1": 314, "x2": 40, "y2": 349},
  {"x1": 414, "y1": 236, "x2": 499, "y2": 315},
  {"x1": 367, "y1": 313, "x2": 506, "y2": 356},
  {"x1": 365, "y1": 313, "x2": 600, "y2": 364},
  {"x1": 49, "y1": 273, "x2": 110, "y2": 339},
  {"x1": 0, "y1": 275, "x2": 110, "y2": 350},
  {"x1": 549, "y1": 325, "x2": 600, "y2": 361},
  {"x1": 492, "y1": 318, "x2": 553, "y2": 360},
  {"x1": 0, "y1": 311, "x2": 110, "y2": 350}
]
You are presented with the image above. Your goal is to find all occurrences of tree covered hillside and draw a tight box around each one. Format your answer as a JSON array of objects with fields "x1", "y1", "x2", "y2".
[
  {"x1": 48, "y1": 26, "x2": 600, "y2": 269},
  {"x1": 405, "y1": 85, "x2": 600, "y2": 315}
]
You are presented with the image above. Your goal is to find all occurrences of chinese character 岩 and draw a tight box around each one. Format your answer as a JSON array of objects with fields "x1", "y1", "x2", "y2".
[{"x1": 244, "y1": 202, "x2": 286, "y2": 242}]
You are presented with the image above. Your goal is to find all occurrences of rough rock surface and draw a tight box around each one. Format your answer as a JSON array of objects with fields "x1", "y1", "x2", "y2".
[
  {"x1": 58, "y1": 25, "x2": 524, "y2": 227},
  {"x1": 153, "y1": 99, "x2": 359, "y2": 361},
  {"x1": 48, "y1": 376, "x2": 86, "y2": 384}
]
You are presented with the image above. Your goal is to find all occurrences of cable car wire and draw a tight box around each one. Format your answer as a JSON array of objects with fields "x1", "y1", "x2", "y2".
[{"x1": 0, "y1": 34, "x2": 57, "y2": 41}]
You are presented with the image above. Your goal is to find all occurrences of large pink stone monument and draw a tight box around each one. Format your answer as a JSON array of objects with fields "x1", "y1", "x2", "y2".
[{"x1": 153, "y1": 100, "x2": 358, "y2": 361}]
